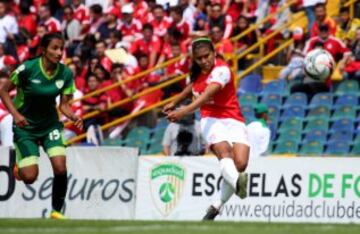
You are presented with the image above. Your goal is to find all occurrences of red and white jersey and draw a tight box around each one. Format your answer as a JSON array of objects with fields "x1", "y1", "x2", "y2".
[
  {"x1": 132, "y1": 0, "x2": 149, "y2": 24},
  {"x1": 304, "y1": 36, "x2": 350, "y2": 61},
  {"x1": 175, "y1": 20, "x2": 190, "y2": 41},
  {"x1": 117, "y1": 19, "x2": 143, "y2": 38},
  {"x1": 73, "y1": 4, "x2": 90, "y2": 25},
  {"x1": 129, "y1": 35, "x2": 162, "y2": 55},
  {"x1": 192, "y1": 58, "x2": 244, "y2": 122},
  {"x1": 0, "y1": 102, "x2": 9, "y2": 122},
  {"x1": 215, "y1": 39, "x2": 234, "y2": 55},
  {"x1": 150, "y1": 17, "x2": 173, "y2": 38},
  {"x1": 44, "y1": 17, "x2": 61, "y2": 33}
]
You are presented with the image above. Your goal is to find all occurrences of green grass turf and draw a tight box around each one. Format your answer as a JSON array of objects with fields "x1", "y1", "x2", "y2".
[{"x1": 0, "y1": 219, "x2": 359, "y2": 234}]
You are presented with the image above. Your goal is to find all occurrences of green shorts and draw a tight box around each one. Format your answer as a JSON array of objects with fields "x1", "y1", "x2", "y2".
[{"x1": 13, "y1": 125, "x2": 66, "y2": 168}]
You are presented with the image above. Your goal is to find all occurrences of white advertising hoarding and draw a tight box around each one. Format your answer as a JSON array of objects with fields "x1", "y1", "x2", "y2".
[
  {"x1": 0, "y1": 147, "x2": 138, "y2": 219},
  {"x1": 135, "y1": 156, "x2": 360, "y2": 223}
]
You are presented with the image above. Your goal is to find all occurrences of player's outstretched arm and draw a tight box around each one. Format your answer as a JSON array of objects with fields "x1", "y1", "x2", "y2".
[
  {"x1": 59, "y1": 94, "x2": 83, "y2": 130},
  {"x1": 163, "y1": 83, "x2": 193, "y2": 114},
  {"x1": 0, "y1": 78, "x2": 29, "y2": 127},
  {"x1": 167, "y1": 83, "x2": 221, "y2": 122}
]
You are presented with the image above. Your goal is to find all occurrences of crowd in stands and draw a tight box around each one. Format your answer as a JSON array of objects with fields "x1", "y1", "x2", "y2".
[{"x1": 0, "y1": 0, "x2": 359, "y2": 155}]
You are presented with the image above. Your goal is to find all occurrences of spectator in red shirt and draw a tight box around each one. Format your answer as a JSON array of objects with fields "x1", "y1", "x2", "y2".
[
  {"x1": 105, "y1": 63, "x2": 135, "y2": 119},
  {"x1": 165, "y1": 43, "x2": 189, "y2": 78},
  {"x1": 95, "y1": 41, "x2": 113, "y2": 72},
  {"x1": 117, "y1": 4, "x2": 143, "y2": 44},
  {"x1": 82, "y1": 74, "x2": 107, "y2": 130},
  {"x1": 132, "y1": 0, "x2": 150, "y2": 24},
  {"x1": 340, "y1": 28, "x2": 360, "y2": 82},
  {"x1": 71, "y1": 0, "x2": 90, "y2": 34},
  {"x1": 17, "y1": 0, "x2": 37, "y2": 36},
  {"x1": 231, "y1": 15, "x2": 258, "y2": 54},
  {"x1": 38, "y1": 4, "x2": 61, "y2": 33},
  {"x1": 310, "y1": 3, "x2": 336, "y2": 37},
  {"x1": 150, "y1": 4, "x2": 173, "y2": 38},
  {"x1": 304, "y1": 24, "x2": 350, "y2": 62},
  {"x1": 210, "y1": 25, "x2": 234, "y2": 56},
  {"x1": 130, "y1": 23, "x2": 162, "y2": 68},
  {"x1": 169, "y1": 6, "x2": 191, "y2": 42},
  {"x1": 209, "y1": 3, "x2": 233, "y2": 39},
  {"x1": 28, "y1": 24, "x2": 47, "y2": 57}
]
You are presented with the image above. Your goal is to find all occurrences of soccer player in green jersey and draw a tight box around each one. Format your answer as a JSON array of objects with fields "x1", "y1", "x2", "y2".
[{"x1": 0, "y1": 33, "x2": 83, "y2": 219}]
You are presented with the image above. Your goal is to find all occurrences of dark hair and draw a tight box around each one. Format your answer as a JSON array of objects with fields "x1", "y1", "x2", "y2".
[
  {"x1": 19, "y1": 0, "x2": 31, "y2": 14},
  {"x1": 169, "y1": 5, "x2": 183, "y2": 15},
  {"x1": 109, "y1": 30, "x2": 122, "y2": 40},
  {"x1": 190, "y1": 38, "x2": 215, "y2": 82},
  {"x1": 94, "y1": 64, "x2": 110, "y2": 80},
  {"x1": 40, "y1": 32, "x2": 64, "y2": 49},
  {"x1": 153, "y1": 4, "x2": 164, "y2": 11},
  {"x1": 143, "y1": 23, "x2": 154, "y2": 32},
  {"x1": 340, "y1": 6, "x2": 349, "y2": 14},
  {"x1": 314, "y1": 3, "x2": 326, "y2": 10},
  {"x1": 90, "y1": 4, "x2": 103, "y2": 14}
]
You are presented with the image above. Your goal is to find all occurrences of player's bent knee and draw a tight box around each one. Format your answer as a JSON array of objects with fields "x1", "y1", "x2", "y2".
[
  {"x1": 21, "y1": 173, "x2": 38, "y2": 184},
  {"x1": 235, "y1": 161, "x2": 248, "y2": 172}
]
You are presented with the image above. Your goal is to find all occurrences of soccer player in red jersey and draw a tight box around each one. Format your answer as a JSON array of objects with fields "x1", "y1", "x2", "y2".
[{"x1": 163, "y1": 38, "x2": 249, "y2": 220}]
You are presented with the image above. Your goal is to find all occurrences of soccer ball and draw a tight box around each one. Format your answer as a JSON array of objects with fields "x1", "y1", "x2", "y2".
[{"x1": 304, "y1": 49, "x2": 335, "y2": 81}]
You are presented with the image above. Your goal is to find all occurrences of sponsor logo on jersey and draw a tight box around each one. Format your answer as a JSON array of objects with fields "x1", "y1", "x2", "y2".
[
  {"x1": 55, "y1": 80, "x2": 64, "y2": 89},
  {"x1": 150, "y1": 163, "x2": 185, "y2": 217},
  {"x1": 31, "y1": 79, "x2": 41, "y2": 84}
]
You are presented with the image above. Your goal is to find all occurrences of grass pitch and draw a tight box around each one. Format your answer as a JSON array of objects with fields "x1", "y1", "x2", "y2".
[{"x1": 0, "y1": 219, "x2": 359, "y2": 234}]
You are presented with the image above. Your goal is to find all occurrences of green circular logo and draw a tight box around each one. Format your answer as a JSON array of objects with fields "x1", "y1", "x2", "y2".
[{"x1": 159, "y1": 182, "x2": 175, "y2": 203}]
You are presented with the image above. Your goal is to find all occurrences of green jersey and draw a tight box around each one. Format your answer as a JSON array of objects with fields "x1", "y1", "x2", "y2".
[{"x1": 10, "y1": 57, "x2": 76, "y2": 131}]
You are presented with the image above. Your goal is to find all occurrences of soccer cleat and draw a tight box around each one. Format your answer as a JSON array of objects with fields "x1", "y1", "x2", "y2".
[
  {"x1": 50, "y1": 210, "x2": 67, "y2": 220},
  {"x1": 12, "y1": 164, "x2": 22, "y2": 181},
  {"x1": 236, "y1": 172, "x2": 248, "y2": 199},
  {"x1": 202, "y1": 205, "x2": 220, "y2": 220}
]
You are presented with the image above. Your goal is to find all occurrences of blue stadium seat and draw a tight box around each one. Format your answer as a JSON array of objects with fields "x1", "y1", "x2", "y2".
[
  {"x1": 241, "y1": 105, "x2": 255, "y2": 123},
  {"x1": 325, "y1": 140, "x2": 350, "y2": 155},
  {"x1": 335, "y1": 80, "x2": 359, "y2": 96},
  {"x1": 283, "y1": 92, "x2": 308, "y2": 108},
  {"x1": 262, "y1": 79, "x2": 287, "y2": 95},
  {"x1": 351, "y1": 144, "x2": 360, "y2": 156},
  {"x1": 278, "y1": 117, "x2": 303, "y2": 132},
  {"x1": 299, "y1": 140, "x2": 324, "y2": 156},
  {"x1": 277, "y1": 129, "x2": 302, "y2": 143},
  {"x1": 261, "y1": 93, "x2": 282, "y2": 107},
  {"x1": 304, "y1": 118, "x2": 329, "y2": 132},
  {"x1": 331, "y1": 105, "x2": 356, "y2": 121},
  {"x1": 309, "y1": 92, "x2": 333, "y2": 109},
  {"x1": 268, "y1": 105, "x2": 281, "y2": 122},
  {"x1": 328, "y1": 130, "x2": 354, "y2": 142},
  {"x1": 303, "y1": 129, "x2": 328, "y2": 143},
  {"x1": 273, "y1": 140, "x2": 299, "y2": 154},
  {"x1": 155, "y1": 118, "x2": 169, "y2": 130},
  {"x1": 334, "y1": 94, "x2": 358, "y2": 108},
  {"x1": 238, "y1": 93, "x2": 258, "y2": 106},
  {"x1": 330, "y1": 118, "x2": 354, "y2": 132},
  {"x1": 281, "y1": 105, "x2": 305, "y2": 120},
  {"x1": 307, "y1": 106, "x2": 331, "y2": 120},
  {"x1": 238, "y1": 73, "x2": 262, "y2": 94}
]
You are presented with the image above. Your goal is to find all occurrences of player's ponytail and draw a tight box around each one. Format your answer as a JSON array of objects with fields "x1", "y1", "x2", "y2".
[
  {"x1": 40, "y1": 32, "x2": 64, "y2": 49},
  {"x1": 190, "y1": 37, "x2": 215, "y2": 82}
]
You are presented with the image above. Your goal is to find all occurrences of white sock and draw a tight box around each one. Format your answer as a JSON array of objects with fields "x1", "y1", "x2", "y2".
[
  {"x1": 219, "y1": 158, "x2": 239, "y2": 190},
  {"x1": 213, "y1": 179, "x2": 234, "y2": 210}
]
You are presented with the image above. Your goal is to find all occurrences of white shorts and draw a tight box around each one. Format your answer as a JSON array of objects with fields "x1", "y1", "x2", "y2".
[{"x1": 200, "y1": 117, "x2": 250, "y2": 146}]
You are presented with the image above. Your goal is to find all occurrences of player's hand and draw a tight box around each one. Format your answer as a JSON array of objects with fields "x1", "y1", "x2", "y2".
[
  {"x1": 163, "y1": 102, "x2": 176, "y2": 114},
  {"x1": 166, "y1": 108, "x2": 186, "y2": 122},
  {"x1": 14, "y1": 114, "x2": 29, "y2": 127},
  {"x1": 72, "y1": 116, "x2": 83, "y2": 130}
]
